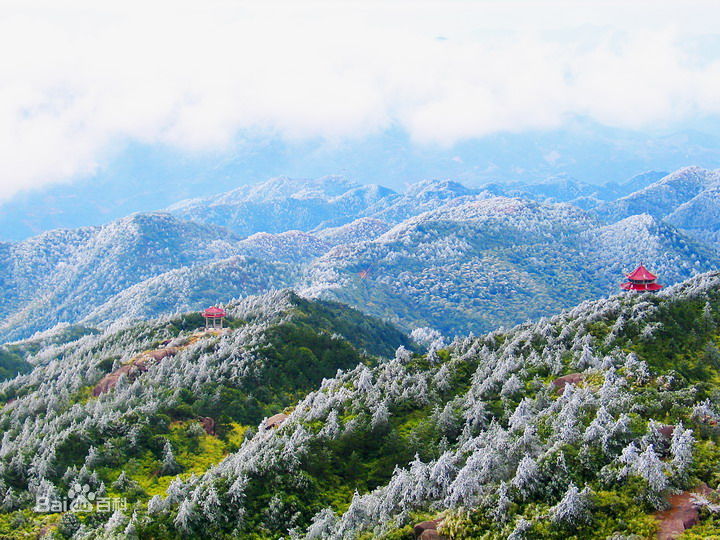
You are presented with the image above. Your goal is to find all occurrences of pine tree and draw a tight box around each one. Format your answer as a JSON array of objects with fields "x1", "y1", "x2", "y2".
[
  {"x1": 500, "y1": 374, "x2": 522, "y2": 398},
  {"x1": 492, "y1": 481, "x2": 512, "y2": 523},
  {"x1": 105, "y1": 509, "x2": 127, "y2": 533},
  {"x1": 635, "y1": 444, "x2": 668, "y2": 494},
  {"x1": 85, "y1": 446, "x2": 101, "y2": 469},
  {"x1": 112, "y1": 471, "x2": 132, "y2": 492},
  {"x1": 551, "y1": 484, "x2": 591, "y2": 525},
  {"x1": 512, "y1": 456, "x2": 539, "y2": 498},
  {"x1": 148, "y1": 494, "x2": 165, "y2": 515},
  {"x1": 356, "y1": 367, "x2": 373, "y2": 393},
  {"x1": 228, "y1": 474, "x2": 248, "y2": 505},
  {"x1": 433, "y1": 363, "x2": 452, "y2": 392},
  {"x1": 174, "y1": 499, "x2": 195, "y2": 533},
  {"x1": 161, "y1": 440, "x2": 182, "y2": 475},
  {"x1": 2, "y1": 488, "x2": 18, "y2": 512},
  {"x1": 670, "y1": 425, "x2": 694, "y2": 477},
  {"x1": 320, "y1": 410, "x2": 341, "y2": 438},
  {"x1": 306, "y1": 508, "x2": 338, "y2": 539},
  {"x1": 124, "y1": 511, "x2": 139, "y2": 540},
  {"x1": 201, "y1": 485, "x2": 222, "y2": 520},
  {"x1": 508, "y1": 517, "x2": 531, "y2": 540}
]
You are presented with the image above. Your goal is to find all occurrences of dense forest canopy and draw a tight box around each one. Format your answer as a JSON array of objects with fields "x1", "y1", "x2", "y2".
[{"x1": 0, "y1": 273, "x2": 719, "y2": 538}]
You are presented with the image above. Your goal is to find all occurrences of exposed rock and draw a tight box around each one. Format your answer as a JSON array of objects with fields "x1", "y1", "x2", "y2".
[
  {"x1": 168, "y1": 336, "x2": 189, "y2": 347},
  {"x1": 658, "y1": 424, "x2": 676, "y2": 438},
  {"x1": 264, "y1": 413, "x2": 289, "y2": 430},
  {"x1": 552, "y1": 373, "x2": 585, "y2": 394},
  {"x1": 419, "y1": 530, "x2": 448, "y2": 540},
  {"x1": 90, "y1": 333, "x2": 219, "y2": 397},
  {"x1": 200, "y1": 416, "x2": 216, "y2": 436},
  {"x1": 92, "y1": 361, "x2": 149, "y2": 397},
  {"x1": 655, "y1": 484, "x2": 714, "y2": 540},
  {"x1": 146, "y1": 347, "x2": 179, "y2": 361},
  {"x1": 413, "y1": 519, "x2": 441, "y2": 537}
]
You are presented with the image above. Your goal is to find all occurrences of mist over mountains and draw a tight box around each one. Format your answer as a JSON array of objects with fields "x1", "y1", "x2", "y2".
[
  {"x1": 2, "y1": 121, "x2": 720, "y2": 242},
  {"x1": 0, "y1": 166, "x2": 718, "y2": 342}
]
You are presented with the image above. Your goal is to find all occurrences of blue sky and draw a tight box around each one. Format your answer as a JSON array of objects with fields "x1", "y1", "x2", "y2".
[{"x1": 1, "y1": 0, "x2": 720, "y2": 237}]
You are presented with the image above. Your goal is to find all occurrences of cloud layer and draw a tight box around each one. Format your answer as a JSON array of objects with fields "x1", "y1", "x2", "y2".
[{"x1": 2, "y1": 1, "x2": 720, "y2": 199}]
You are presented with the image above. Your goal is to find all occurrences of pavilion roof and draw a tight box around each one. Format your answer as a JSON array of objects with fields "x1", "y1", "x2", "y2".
[
  {"x1": 621, "y1": 281, "x2": 663, "y2": 291},
  {"x1": 202, "y1": 306, "x2": 226, "y2": 318},
  {"x1": 626, "y1": 265, "x2": 657, "y2": 281}
]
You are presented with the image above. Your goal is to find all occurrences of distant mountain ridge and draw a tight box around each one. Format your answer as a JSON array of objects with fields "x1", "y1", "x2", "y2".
[
  {"x1": 0, "y1": 168, "x2": 718, "y2": 342},
  {"x1": 594, "y1": 166, "x2": 720, "y2": 249}
]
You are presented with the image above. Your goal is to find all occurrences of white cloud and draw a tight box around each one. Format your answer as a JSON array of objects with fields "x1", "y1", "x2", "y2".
[{"x1": 1, "y1": 0, "x2": 720, "y2": 199}]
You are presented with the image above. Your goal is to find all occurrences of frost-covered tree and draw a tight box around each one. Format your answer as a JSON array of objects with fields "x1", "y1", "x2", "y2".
[
  {"x1": 500, "y1": 374, "x2": 523, "y2": 398},
  {"x1": 492, "y1": 481, "x2": 512, "y2": 523},
  {"x1": 551, "y1": 484, "x2": 591, "y2": 526},
  {"x1": 105, "y1": 509, "x2": 128, "y2": 533},
  {"x1": 161, "y1": 440, "x2": 182, "y2": 475},
  {"x1": 511, "y1": 456, "x2": 539, "y2": 499},
  {"x1": 635, "y1": 444, "x2": 668, "y2": 497},
  {"x1": 174, "y1": 499, "x2": 196, "y2": 533},
  {"x1": 147, "y1": 494, "x2": 165, "y2": 515},
  {"x1": 111, "y1": 471, "x2": 137, "y2": 492},
  {"x1": 670, "y1": 424, "x2": 694, "y2": 477},
  {"x1": 84, "y1": 445, "x2": 101, "y2": 469},
  {"x1": 306, "y1": 508, "x2": 338, "y2": 539},
  {"x1": 371, "y1": 401, "x2": 390, "y2": 430},
  {"x1": 410, "y1": 327, "x2": 444, "y2": 350},
  {"x1": 124, "y1": 511, "x2": 139, "y2": 540}
]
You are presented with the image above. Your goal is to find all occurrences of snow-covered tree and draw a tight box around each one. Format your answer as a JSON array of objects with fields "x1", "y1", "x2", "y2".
[
  {"x1": 174, "y1": 499, "x2": 196, "y2": 533},
  {"x1": 551, "y1": 484, "x2": 592, "y2": 525},
  {"x1": 635, "y1": 444, "x2": 668, "y2": 495},
  {"x1": 161, "y1": 440, "x2": 182, "y2": 475}
]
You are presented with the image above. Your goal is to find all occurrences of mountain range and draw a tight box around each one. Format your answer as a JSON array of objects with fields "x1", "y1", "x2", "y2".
[{"x1": 0, "y1": 166, "x2": 719, "y2": 342}]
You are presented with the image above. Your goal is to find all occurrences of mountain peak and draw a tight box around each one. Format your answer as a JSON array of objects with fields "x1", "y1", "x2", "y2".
[{"x1": 404, "y1": 178, "x2": 478, "y2": 198}]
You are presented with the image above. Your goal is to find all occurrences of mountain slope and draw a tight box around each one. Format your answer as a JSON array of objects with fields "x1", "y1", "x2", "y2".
[
  {"x1": 138, "y1": 271, "x2": 720, "y2": 539},
  {"x1": 0, "y1": 290, "x2": 411, "y2": 537},
  {"x1": 595, "y1": 166, "x2": 720, "y2": 221},
  {"x1": 6, "y1": 273, "x2": 720, "y2": 538},
  {"x1": 2, "y1": 171, "x2": 718, "y2": 343},
  {"x1": 302, "y1": 198, "x2": 720, "y2": 334},
  {"x1": 168, "y1": 176, "x2": 399, "y2": 237},
  {"x1": 0, "y1": 213, "x2": 246, "y2": 341}
]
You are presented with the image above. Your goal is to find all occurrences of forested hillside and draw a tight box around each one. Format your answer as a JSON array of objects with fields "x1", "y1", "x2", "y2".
[
  {"x1": 2, "y1": 274, "x2": 720, "y2": 538},
  {"x1": 0, "y1": 291, "x2": 410, "y2": 537},
  {"x1": 1, "y1": 168, "x2": 719, "y2": 343}
]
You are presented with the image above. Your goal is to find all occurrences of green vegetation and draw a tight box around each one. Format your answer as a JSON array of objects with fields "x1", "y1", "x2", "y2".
[
  {"x1": 4, "y1": 278, "x2": 720, "y2": 538},
  {"x1": 0, "y1": 347, "x2": 31, "y2": 381}
]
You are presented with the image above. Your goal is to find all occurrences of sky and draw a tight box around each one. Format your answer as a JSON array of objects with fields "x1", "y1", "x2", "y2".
[{"x1": 2, "y1": 1, "x2": 720, "y2": 207}]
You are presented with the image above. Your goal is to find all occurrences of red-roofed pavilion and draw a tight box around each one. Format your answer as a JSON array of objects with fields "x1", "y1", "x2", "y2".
[
  {"x1": 620, "y1": 264, "x2": 663, "y2": 292},
  {"x1": 202, "y1": 306, "x2": 227, "y2": 329}
]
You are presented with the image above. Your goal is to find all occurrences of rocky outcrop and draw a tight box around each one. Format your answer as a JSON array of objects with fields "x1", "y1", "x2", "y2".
[
  {"x1": 92, "y1": 347, "x2": 179, "y2": 396},
  {"x1": 146, "y1": 347, "x2": 179, "y2": 361},
  {"x1": 552, "y1": 373, "x2": 585, "y2": 394},
  {"x1": 419, "y1": 531, "x2": 446, "y2": 540},
  {"x1": 263, "y1": 413, "x2": 288, "y2": 430},
  {"x1": 414, "y1": 518, "x2": 446, "y2": 539},
  {"x1": 90, "y1": 330, "x2": 222, "y2": 397},
  {"x1": 655, "y1": 484, "x2": 714, "y2": 540},
  {"x1": 200, "y1": 416, "x2": 216, "y2": 435},
  {"x1": 92, "y1": 360, "x2": 149, "y2": 397}
]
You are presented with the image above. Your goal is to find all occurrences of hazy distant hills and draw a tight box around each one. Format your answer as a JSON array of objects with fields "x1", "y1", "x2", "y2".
[
  {"x1": 301, "y1": 198, "x2": 717, "y2": 334},
  {"x1": 595, "y1": 166, "x2": 720, "y2": 249},
  {"x1": 168, "y1": 176, "x2": 399, "y2": 236},
  {"x1": 0, "y1": 167, "x2": 718, "y2": 341}
]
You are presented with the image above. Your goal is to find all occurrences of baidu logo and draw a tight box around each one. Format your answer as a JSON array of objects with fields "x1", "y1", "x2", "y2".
[{"x1": 35, "y1": 483, "x2": 126, "y2": 513}]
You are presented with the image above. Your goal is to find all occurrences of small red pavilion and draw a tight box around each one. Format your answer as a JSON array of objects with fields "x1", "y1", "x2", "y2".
[
  {"x1": 620, "y1": 264, "x2": 663, "y2": 292},
  {"x1": 202, "y1": 306, "x2": 227, "y2": 329}
]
